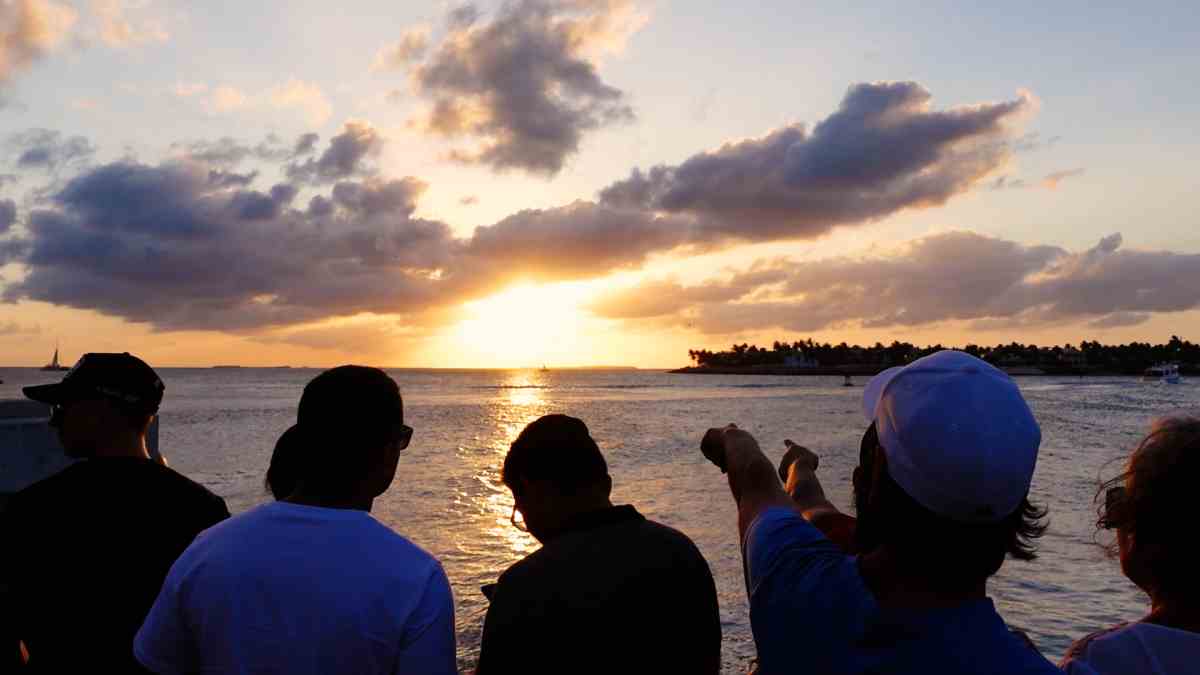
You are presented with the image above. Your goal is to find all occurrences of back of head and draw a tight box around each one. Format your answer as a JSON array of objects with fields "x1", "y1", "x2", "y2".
[
  {"x1": 1103, "y1": 416, "x2": 1200, "y2": 602},
  {"x1": 289, "y1": 365, "x2": 404, "y2": 497},
  {"x1": 858, "y1": 351, "x2": 1047, "y2": 589},
  {"x1": 502, "y1": 414, "x2": 609, "y2": 494}
]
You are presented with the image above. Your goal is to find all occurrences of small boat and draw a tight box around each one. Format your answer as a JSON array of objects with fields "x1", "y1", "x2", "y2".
[
  {"x1": 41, "y1": 345, "x2": 69, "y2": 372},
  {"x1": 1143, "y1": 363, "x2": 1182, "y2": 384},
  {"x1": 842, "y1": 374, "x2": 855, "y2": 387}
]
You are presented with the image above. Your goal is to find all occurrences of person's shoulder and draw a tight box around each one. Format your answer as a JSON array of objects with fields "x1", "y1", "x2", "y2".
[
  {"x1": 1060, "y1": 622, "x2": 1132, "y2": 667},
  {"x1": 9, "y1": 462, "x2": 89, "y2": 505}
]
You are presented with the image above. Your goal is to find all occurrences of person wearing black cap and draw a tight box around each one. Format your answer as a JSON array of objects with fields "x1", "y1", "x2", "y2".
[
  {"x1": 476, "y1": 414, "x2": 721, "y2": 675},
  {"x1": 0, "y1": 353, "x2": 230, "y2": 673},
  {"x1": 134, "y1": 366, "x2": 456, "y2": 675}
]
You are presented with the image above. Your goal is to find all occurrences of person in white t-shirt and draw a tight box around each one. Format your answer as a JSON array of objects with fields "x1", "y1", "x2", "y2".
[
  {"x1": 134, "y1": 366, "x2": 457, "y2": 675},
  {"x1": 1061, "y1": 415, "x2": 1200, "y2": 675}
]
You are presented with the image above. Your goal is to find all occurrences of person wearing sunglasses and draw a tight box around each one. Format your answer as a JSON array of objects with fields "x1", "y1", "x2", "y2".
[
  {"x1": 134, "y1": 366, "x2": 455, "y2": 675},
  {"x1": 0, "y1": 353, "x2": 230, "y2": 673},
  {"x1": 1061, "y1": 416, "x2": 1200, "y2": 674},
  {"x1": 477, "y1": 414, "x2": 721, "y2": 675},
  {"x1": 700, "y1": 350, "x2": 1059, "y2": 675}
]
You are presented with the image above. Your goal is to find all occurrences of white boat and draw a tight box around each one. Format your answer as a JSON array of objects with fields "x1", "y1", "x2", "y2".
[{"x1": 1143, "y1": 363, "x2": 1182, "y2": 384}]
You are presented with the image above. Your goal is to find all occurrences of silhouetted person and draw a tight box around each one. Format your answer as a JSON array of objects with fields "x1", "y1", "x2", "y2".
[
  {"x1": 264, "y1": 423, "x2": 305, "y2": 500},
  {"x1": 0, "y1": 353, "x2": 230, "y2": 673},
  {"x1": 134, "y1": 366, "x2": 456, "y2": 675},
  {"x1": 476, "y1": 414, "x2": 721, "y2": 675},
  {"x1": 701, "y1": 350, "x2": 1059, "y2": 674},
  {"x1": 1061, "y1": 416, "x2": 1200, "y2": 674}
]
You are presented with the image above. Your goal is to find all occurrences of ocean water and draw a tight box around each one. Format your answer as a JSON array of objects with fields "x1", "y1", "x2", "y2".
[{"x1": 2, "y1": 367, "x2": 1197, "y2": 672}]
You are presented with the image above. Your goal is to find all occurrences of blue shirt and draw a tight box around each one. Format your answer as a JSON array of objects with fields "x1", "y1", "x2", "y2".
[{"x1": 745, "y1": 508, "x2": 1060, "y2": 674}]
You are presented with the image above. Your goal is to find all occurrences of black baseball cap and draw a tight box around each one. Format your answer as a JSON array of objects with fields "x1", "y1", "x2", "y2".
[{"x1": 23, "y1": 352, "x2": 165, "y2": 413}]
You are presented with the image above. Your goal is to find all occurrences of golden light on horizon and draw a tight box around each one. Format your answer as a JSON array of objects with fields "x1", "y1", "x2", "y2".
[{"x1": 447, "y1": 282, "x2": 596, "y2": 368}]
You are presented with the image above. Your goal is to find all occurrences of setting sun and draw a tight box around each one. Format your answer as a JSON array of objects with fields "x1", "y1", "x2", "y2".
[{"x1": 445, "y1": 283, "x2": 596, "y2": 368}]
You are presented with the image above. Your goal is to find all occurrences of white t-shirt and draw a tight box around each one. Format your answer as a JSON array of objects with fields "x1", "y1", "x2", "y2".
[
  {"x1": 1062, "y1": 621, "x2": 1200, "y2": 675},
  {"x1": 134, "y1": 501, "x2": 456, "y2": 675}
]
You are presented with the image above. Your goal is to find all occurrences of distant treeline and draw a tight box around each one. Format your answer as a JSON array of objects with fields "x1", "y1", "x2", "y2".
[{"x1": 687, "y1": 336, "x2": 1199, "y2": 375}]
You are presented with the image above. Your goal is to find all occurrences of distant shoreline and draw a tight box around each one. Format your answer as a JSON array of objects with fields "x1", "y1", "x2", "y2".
[{"x1": 668, "y1": 366, "x2": 1141, "y2": 377}]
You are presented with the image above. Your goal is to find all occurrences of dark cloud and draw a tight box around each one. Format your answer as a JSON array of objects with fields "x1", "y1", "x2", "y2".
[
  {"x1": 987, "y1": 175, "x2": 1027, "y2": 190},
  {"x1": 178, "y1": 133, "x2": 310, "y2": 167},
  {"x1": 589, "y1": 232, "x2": 1200, "y2": 334},
  {"x1": 285, "y1": 121, "x2": 382, "y2": 185},
  {"x1": 6, "y1": 129, "x2": 95, "y2": 171},
  {"x1": 0, "y1": 159, "x2": 461, "y2": 330},
  {"x1": 0, "y1": 199, "x2": 16, "y2": 233},
  {"x1": 207, "y1": 168, "x2": 258, "y2": 188},
  {"x1": 405, "y1": 0, "x2": 639, "y2": 175},
  {"x1": 293, "y1": 133, "x2": 319, "y2": 156},
  {"x1": 0, "y1": 320, "x2": 40, "y2": 335},
  {"x1": 0, "y1": 173, "x2": 18, "y2": 186},
  {"x1": 459, "y1": 195, "x2": 479, "y2": 206},
  {"x1": 447, "y1": 4, "x2": 480, "y2": 29},
  {"x1": 600, "y1": 81, "x2": 1030, "y2": 242}
]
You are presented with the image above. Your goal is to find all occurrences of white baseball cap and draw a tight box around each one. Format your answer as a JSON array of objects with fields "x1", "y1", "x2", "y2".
[{"x1": 861, "y1": 350, "x2": 1041, "y2": 523}]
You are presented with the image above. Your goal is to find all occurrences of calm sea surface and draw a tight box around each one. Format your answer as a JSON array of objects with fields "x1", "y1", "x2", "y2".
[{"x1": 2, "y1": 367, "x2": 1197, "y2": 672}]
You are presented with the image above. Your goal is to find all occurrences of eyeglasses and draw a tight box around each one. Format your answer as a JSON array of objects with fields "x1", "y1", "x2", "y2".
[
  {"x1": 396, "y1": 424, "x2": 414, "y2": 450},
  {"x1": 1102, "y1": 485, "x2": 1127, "y2": 529},
  {"x1": 510, "y1": 504, "x2": 529, "y2": 532}
]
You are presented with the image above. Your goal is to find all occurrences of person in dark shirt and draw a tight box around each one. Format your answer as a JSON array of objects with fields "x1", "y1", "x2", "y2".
[
  {"x1": 476, "y1": 414, "x2": 721, "y2": 675},
  {"x1": 0, "y1": 353, "x2": 230, "y2": 673}
]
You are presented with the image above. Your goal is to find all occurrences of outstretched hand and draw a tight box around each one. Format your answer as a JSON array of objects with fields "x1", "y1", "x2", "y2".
[
  {"x1": 700, "y1": 424, "x2": 739, "y2": 473},
  {"x1": 778, "y1": 440, "x2": 819, "y2": 483}
]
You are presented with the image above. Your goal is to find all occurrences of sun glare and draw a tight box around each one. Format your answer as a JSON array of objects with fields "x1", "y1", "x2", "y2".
[{"x1": 448, "y1": 283, "x2": 595, "y2": 368}]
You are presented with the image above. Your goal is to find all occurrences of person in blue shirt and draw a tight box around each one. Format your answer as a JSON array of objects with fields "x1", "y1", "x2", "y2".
[{"x1": 700, "y1": 350, "x2": 1061, "y2": 674}]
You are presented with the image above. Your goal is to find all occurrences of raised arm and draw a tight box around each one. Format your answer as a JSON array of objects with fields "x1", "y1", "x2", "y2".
[{"x1": 700, "y1": 426, "x2": 794, "y2": 543}]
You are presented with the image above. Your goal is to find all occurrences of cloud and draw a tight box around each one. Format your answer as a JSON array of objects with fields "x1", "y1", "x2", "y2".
[
  {"x1": 600, "y1": 81, "x2": 1031, "y2": 242},
  {"x1": 177, "y1": 133, "x2": 309, "y2": 167},
  {"x1": 0, "y1": 319, "x2": 40, "y2": 335},
  {"x1": 402, "y1": 0, "x2": 643, "y2": 174},
  {"x1": 372, "y1": 26, "x2": 430, "y2": 70},
  {"x1": 1089, "y1": 312, "x2": 1150, "y2": 329},
  {"x1": 6, "y1": 128, "x2": 96, "y2": 172},
  {"x1": 286, "y1": 121, "x2": 382, "y2": 185},
  {"x1": 0, "y1": 81, "x2": 1062, "y2": 335},
  {"x1": 459, "y1": 195, "x2": 478, "y2": 206},
  {"x1": 171, "y1": 81, "x2": 207, "y2": 98},
  {"x1": 588, "y1": 231, "x2": 1200, "y2": 334},
  {"x1": 1041, "y1": 167, "x2": 1085, "y2": 190},
  {"x1": 0, "y1": 0, "x2": 78, "y2": 84},
  {"x1": 293, "y1": 132, "x2": 319, "y2": 156},
  {"x1": 267, "y1": 78, "x2": 333, "y2": 126},
  {"x1": 207, "y1": 85, "x2": 248, "y2": 113},
  {"x1": 0, "y1": 198, "x2": 15, "y2": 232},
  {"x1": 92, "y1": 0, "x2": 167, "y2": 48},
  {"x1": 0, "y1": 159, "x2": 462, "y2": 330}
]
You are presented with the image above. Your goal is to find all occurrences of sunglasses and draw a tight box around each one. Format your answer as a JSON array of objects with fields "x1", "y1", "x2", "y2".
[
  {"x1": 395, "y1": 423, "x2": 414, "y2": 450},
  {"x1": 1102, "y1": 485, "x2": 1127, "y2": 529},
  {"x1": 510, "y1": 504, "x2": 529, "y2": 532}
]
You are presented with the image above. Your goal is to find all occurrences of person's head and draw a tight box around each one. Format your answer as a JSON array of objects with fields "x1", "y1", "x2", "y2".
[
  {"x1": 284, "y1": 365, "x2": 412, "y2": 502},
  {"x1": 1099, "y1": 416, "x2": 1200, "y2": 606},
  {"x1": 265, "y1": 424, "x2": 305, "y2": 500},
  {"x1": 23, "y1": 352, "x2": 164, "y2": 458},
  {"x1": 853, "y1": 350, "x2": 1048, "y2": 592},
  {"x1": 502, "y1": 414, "x2": 612, "y2": 542}
]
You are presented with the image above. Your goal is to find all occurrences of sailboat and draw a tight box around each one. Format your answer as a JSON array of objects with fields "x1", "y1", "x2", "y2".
[{"x1": 41, "y1": 344, "x2": 69, "y2": 372}]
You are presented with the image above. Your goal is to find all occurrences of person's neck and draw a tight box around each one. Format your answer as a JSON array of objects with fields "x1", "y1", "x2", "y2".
[
  {"x1": 858, "y1": 547, "x2": 986, "y2": 610},
  {"x1": 284, "y1": 488, "x2": 374, "y2": 512},
  {"x1": 89, "y1": 435, "x2": 150, "y2": 460},
  {"x1": 1146, "y1": 600, "x2": 1200, "y2": 633},
  {"x1": 539, "y1": 498, "x2": 614, "y2": 542}
]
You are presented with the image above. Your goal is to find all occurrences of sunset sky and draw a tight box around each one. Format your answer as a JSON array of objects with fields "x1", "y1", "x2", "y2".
[{"x1": 1, "y1": 0, "x2": 1198, "y2": 368}]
